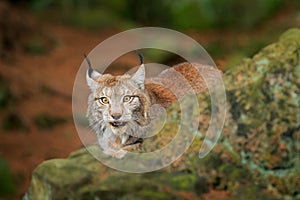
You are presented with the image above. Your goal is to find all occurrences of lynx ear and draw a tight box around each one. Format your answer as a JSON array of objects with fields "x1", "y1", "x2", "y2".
[
  {"x1": 85, "y1": 54, "x2": 102, "y2": 91},
  {"x1": 131, "y1": 64, "x2": 145, "y2": 90}
]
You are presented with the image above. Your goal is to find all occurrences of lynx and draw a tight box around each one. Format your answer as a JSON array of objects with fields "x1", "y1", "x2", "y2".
[{"x1": 86, "y1": 54, "x2": 220, "y2": 158}]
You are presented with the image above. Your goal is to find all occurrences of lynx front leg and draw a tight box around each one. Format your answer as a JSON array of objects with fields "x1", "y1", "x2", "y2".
[
  {"x1": 97, "y1": 134, "x2": 127, "y2": 158},
  {"x1": 122, "y1": 143, "x2": 142, "y2": 151},
  {"x1": 121, "y1": 136, "x2": 143, "y2": 151},
  {"x1": 103, "y1": 149, "x2": 127, "y2": 159},
  {"x1": 120, "y1": 134, "x2": 129, "y2": 145},
  {"x1": 106, "y1": 136, "x2": 143, "y2": 156},
  {"x1": 98, "y1": 133, "x2": 143, "y2": 158}
]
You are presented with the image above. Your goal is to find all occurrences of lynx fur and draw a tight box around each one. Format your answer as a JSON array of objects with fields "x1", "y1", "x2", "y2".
[{"x1": 86, "y1": 55, "x2": 220, "y2": 158}]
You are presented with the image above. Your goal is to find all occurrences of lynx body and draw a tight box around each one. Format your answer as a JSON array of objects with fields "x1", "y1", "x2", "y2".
[{"x1": 86, "y1": 55, "x2": 221, "y2": 158}]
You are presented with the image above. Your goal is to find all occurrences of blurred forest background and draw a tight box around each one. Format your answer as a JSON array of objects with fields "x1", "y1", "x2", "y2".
[{"x1": 0, "y1": 0, "x2": 299, "y2": 199}]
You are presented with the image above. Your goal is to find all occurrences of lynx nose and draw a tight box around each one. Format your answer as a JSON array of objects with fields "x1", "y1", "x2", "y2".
[{"x1": 111, "y1": 113, "x2": 122, "y2": 120}]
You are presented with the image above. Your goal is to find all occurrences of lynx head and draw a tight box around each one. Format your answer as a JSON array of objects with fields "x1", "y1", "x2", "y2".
[{"x1": 86, "y1": 55, "x2": 150, "y2": 136}]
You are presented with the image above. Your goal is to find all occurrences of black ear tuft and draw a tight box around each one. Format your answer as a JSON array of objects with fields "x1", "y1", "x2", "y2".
[
  {"x1": 84, "y1": 54, "x2": 93, "y2": 77},
  {"x1": 137, "y1": 51, "x2": 144, "y2": 65}
]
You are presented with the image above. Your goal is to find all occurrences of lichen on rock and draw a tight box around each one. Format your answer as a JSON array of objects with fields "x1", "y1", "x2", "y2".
[
  {"x1": 24, "y1": 28, "x2": 300, "y2": 200},
  {"x1": 224, "y1": 28, "x2": 300, "y2": 198}
]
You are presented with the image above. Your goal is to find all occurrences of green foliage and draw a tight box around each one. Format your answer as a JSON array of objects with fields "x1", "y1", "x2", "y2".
[
  {"x1": 206, "y1": 34, "x2": 275, "y2": 64},
  {"x1": 122, "y1": 0, "x2": 172, "y2": 27},
  {"x1": 0, "y1": 87, "x2": 11, "y2": 109},
  {"x1": 24, "y1": 35, "x2": 49, "y2": 55},
  {"x1": 114, "y1": 0, "x2": 285, "y2": 30},
  {"x1": 199, "y1": 0, "x2": 283, "y2": 28},
  {"x1": 142, "y1": 49, "x2": 178, "y2": 64},
  {"x1": 26, "y1": 0, "x2": 286, "y2": 30},
  {"x1": 34, "y1": 113, "x2": 66, "y2": 129},
  {"x1": 2, "y1": 112, "x2": 26, "y2": 131},
  {"x1": 65, "y1": 9, "x2": 119, "y2": 29},
  {"x1": 28, "y1": 0, "x2": 131, "y2": 29},
  {"x1": 0, "y1": 158, "x2": 15, "y2": 196},
  {"x1": 0, "y1": 76, "x2": 12, "y2": 109}
]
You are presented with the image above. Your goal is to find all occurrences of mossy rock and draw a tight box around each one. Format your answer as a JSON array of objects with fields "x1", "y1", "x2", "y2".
[
  {"x1": 223, "y1": 28, "x2": 300, "y2": 198},
  {"x1": 24, "y1": 146, "x2": 201, "y2": 200},
  {"x1": 24, "y1": 28, "x2": 300, "y2": 200},
  {"x1": 186, "y1": 28, "x2": 300, "y2": 199}
]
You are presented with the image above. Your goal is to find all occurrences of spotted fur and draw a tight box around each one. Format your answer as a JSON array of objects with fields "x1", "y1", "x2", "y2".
[{"x1": 86, "y1": 56, "x2": 221, "y2": 158}]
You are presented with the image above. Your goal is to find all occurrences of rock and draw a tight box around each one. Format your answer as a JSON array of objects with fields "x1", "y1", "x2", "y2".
[
  {"x1": 24, "y1": 146, "x2": 102, "y2": 200},
  {"x1": 187, "y1": 28, "x2": 300, "y2": 200},
  {"x1": 24, "y1": 28, "x2": 300, "y2": 200},
  {"x1": 24, "y1": 146, "x2": 201, "y2": 200},
  {"x1": 224, "y1": 28, "x2": 300, "y2": 198}
]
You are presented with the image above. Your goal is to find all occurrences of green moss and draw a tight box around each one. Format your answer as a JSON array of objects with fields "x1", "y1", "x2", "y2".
[
  {"x1": 218, "y1": 163, "x2": 252, "y2": 185},
  {"x1": 232, "y1": 185, "x2": 279, "y2": 200},
  {"x1": 225, "y1": 28, "x2": 300, "y2": 137},
  {"x1": 169, "y1": 174, "x2": 197, "y2": 190},
  {"x1": 279, "y1": 28, "x2": 300, "y2": 45},
  {"x1": 194, "y1": 176, "x2": 209, "y2": 195},
  {"x1": 202, "y1": 152, "x2": 223, "y2": 169},
  {"x1": 223, "y1": 28, "x2": 300, "y2": 199},
  {"x1": 137, "y1": 189, "x2": 169, "y2": 200}
]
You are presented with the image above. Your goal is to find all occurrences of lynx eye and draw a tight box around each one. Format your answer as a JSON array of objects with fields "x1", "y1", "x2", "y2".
[
  {"x1": 123, "y1": 95, "x2": 133, "y2": 102},
  {"x1": 97, "y1": 97, "x2": 109, "y2": 104}
]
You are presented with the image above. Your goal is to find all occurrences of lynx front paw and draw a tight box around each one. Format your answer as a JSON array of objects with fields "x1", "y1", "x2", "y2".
[{"x1": 103, "y1": 149, "x2": 128, "y2": 159}]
